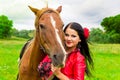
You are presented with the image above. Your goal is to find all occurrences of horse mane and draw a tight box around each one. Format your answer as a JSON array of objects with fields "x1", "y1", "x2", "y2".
[{"x1": 19, "y1": 38, "x2": 33, "y2": 59}]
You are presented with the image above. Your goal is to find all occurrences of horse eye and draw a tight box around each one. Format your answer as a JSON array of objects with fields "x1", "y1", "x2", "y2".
[
  {"x1": 39, "y1": 24, "x2": 45, "y2": 29},
  {"x1": 62, "y1": 24, "x2": 64, "y2": 28},
  {"x1": 61, "y1": 24, "x2": 64, "y2": 29},
  {"x1": 60, "y1": 24, "x2": 64, "y2": 29}
]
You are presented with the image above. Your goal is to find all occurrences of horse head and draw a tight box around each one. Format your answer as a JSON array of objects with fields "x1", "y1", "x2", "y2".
[{"x1": 29, "y1": 6, "x2": 66, "y2": 67}]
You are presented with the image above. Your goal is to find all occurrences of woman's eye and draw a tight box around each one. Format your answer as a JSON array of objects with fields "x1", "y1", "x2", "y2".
[
  {"x1": 65, "y1": 33, "x2": 69, "y2": 36},
  {"x1": 71, "y1": 35, "x2": 76, "y2": 37}
]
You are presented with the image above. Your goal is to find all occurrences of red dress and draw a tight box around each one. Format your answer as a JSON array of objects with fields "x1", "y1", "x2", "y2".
[
  {"x1": 61, "y1": 49, "x2": 86, "y2": 80},
  {"x1": 38, "y1": 49, "x2": 86, "y2": 80}
]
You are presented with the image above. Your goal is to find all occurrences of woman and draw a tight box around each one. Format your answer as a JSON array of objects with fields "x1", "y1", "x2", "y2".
[{"x1": 38, "y1": 22, "x2": 93, "y2": 80}]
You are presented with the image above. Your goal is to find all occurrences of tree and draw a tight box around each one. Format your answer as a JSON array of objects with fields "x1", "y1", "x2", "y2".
[
  {"x1": 11, "y1": 28, "x2": 19, "y2": 36},
  {"x1": 89, "y1": 28, "x2": 104, "y2": 43},
  {"x1": 17, "y1": 30, "x2": 30, "y2": 38},
  {"x1": 0, "y1": 15, "x2": 13, "y2": 38},
  {"x1": 89, "y1": 28, "x2": 112, "y2": 43},
  {"x1": 11, "y1": 28, "x2": 34, "y2": 39},
  {"x1": 101, "y1": 14, "x2": 120, "y2": 43}
]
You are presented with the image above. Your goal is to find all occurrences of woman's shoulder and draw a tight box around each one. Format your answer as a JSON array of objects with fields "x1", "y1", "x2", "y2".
[
  {"x1": 71, "y1": 49, "x2": 85, "y2": 61},
  {"x1": 68, "y1": 49, "x2": 85, "y2": 61}
]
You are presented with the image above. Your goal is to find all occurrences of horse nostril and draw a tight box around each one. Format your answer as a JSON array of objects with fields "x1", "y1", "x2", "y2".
[
  {"x1": 52, "y1": 54, "x2": 65, "y2": 67},
  {"x1": 53, "y1": 55, "x2": 57, "y2": 59}
]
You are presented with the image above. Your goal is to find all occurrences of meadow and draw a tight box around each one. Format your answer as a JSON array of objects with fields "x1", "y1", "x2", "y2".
[{"x1": 0, "y1": 39, "x2": 120, "y2": 80}]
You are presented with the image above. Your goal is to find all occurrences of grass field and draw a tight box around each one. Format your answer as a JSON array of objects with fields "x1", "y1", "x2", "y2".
[
  {"x1": 0, "y1": 39, "x2": 120, "y2": 80},
  {"x1": 88, "y1": 44, "x2": 120, "y2": 80}
]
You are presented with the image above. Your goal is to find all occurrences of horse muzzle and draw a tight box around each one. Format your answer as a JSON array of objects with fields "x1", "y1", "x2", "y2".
[{"x1": 51, "y1": 52, "x2": 66, "y2": 67}]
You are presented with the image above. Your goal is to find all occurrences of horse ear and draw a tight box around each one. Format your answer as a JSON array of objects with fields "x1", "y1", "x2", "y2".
[
  {"x1": 28, "y1": 6, "x2": 39, "y2": 15},
  {"x1": 56, "y1": 6, "x2": 62, "y2": 13}
]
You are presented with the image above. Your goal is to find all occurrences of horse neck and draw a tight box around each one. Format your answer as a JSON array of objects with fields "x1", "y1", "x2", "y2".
[{"x1": 29, "y1": 37, "x2": 46, "y2": 67}]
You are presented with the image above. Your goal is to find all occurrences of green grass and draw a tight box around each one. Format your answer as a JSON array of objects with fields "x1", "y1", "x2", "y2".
[
  {"x1": 0, "y1": 39, "x2": 120, "y2": 80},
  {"x1": 0, "y1": 39, "x2": 27, "y2": 80},
  {"x1": 86, "y1": 44, "x2": 120, "y2": 80}
]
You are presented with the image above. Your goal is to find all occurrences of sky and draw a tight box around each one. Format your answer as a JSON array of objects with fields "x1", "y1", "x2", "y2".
[{"x1": 0, "y1": 0, "x2": 120, "y2": 30}]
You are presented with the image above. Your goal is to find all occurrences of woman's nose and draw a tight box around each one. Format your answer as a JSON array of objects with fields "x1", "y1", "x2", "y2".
[{"x1": 67, "y1": 36, "x2": 71, "y2": 40}]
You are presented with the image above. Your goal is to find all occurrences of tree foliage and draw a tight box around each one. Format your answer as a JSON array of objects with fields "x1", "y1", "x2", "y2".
[
  {"x1": 89, "y1": 28, "x2": 109, "y2": 43},
  {"x1": 101, "y1": 14, "x2": 120, "y2": 43},
  {"x1": 12, "y1": 29, "x2": 34, "y2": 39},
  {"x1": 0, "y1": 15, "x2": 13, "y2": 38}
]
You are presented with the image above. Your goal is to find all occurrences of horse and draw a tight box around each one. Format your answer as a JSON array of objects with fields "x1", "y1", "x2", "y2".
[{"x1": 17, "y1": 6, "x2": 66, "y2": 80}]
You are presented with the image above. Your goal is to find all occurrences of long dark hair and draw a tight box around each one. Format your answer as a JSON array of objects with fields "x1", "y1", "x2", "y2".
[{"x1": 64, "y1": 22, "x2": 93, "y2": 77}]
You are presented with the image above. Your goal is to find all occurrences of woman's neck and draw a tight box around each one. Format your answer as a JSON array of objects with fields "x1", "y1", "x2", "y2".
[{"x1": 66, "y1": 47, "x2": 76, "y2": 54}]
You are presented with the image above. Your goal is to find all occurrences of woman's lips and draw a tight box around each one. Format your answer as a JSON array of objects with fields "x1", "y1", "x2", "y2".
[{"x1": 66, "y1": 41, "x2": 72, "y2": 45}]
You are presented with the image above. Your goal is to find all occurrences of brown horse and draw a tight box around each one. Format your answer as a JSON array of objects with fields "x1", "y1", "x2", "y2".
[{"x1": 17, "y1": 6, "x2": 66, "y2": 80}]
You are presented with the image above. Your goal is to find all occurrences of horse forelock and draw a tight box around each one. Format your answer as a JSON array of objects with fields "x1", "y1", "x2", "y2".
[
  {"x1": 35, "y1": 8, "x2": 60, "y2": 28},
  {"x1": 37, "y1": 8, "x2": 59, "y2": 17}
]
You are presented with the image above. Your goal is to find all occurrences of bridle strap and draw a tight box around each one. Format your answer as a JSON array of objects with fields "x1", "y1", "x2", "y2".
[{"x1": 37, "y1": 25, "x2": 46, "y2": 53}]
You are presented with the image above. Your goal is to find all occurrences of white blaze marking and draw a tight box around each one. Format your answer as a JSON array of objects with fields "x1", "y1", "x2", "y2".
[{"x1": 50, "y1": 16, "x2": 66, "y2": 64}]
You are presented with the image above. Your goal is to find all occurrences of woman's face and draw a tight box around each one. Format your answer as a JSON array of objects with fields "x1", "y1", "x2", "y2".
[{"x1": 64, "y1": 27, "x2": 81, "y2": 49}]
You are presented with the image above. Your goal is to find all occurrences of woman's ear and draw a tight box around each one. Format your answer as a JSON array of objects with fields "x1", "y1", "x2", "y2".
[{"x1": 79, "y1": 39, "x2": 81, "y2": 43}]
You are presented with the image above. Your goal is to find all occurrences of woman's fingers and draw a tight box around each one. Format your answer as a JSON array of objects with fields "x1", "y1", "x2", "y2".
[{"x1": 51, "y1": 64, "x2": 61, "y2": 74}]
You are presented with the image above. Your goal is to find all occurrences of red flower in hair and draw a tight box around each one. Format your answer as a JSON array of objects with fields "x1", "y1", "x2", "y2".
[{"x1": 83, "y1": 28, "x2": 89, "y2": 39}]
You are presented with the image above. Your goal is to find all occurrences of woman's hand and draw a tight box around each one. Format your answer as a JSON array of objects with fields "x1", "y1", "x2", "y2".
[
  {"x1": 51, "y1": 64, "x2": 69, "y2": 80},
  {"x1": 51, "y1": 64, "x2": 61, "y2": 75}
]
